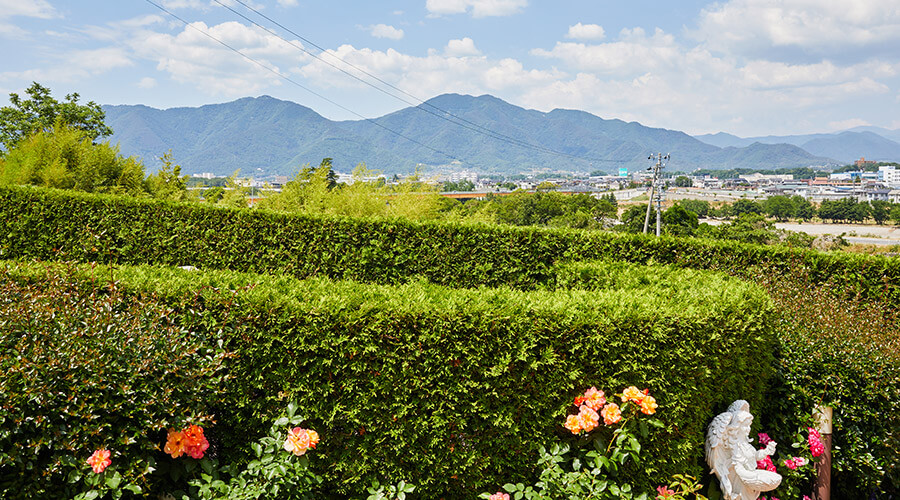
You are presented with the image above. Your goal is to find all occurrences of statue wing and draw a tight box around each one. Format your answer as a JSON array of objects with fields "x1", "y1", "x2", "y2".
[
  {"x1": 705, "y1": 411, "x2": 732, "y2": 469},
  {"x1": 706, "y1": 410, "x2": 735, "y2": 497}
]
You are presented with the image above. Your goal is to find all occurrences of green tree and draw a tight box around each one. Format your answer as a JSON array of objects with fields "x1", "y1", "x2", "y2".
[
  {"x1": 0, "y1": 82, "x2": 112, "y2": 150},
  {"x1": 731, "y1": 199, "x2": 764, "y2": 216},
  {"x1": 676, "y1": 199, "x2": 709, "y2": 218},
  {"x1": 850, "y1": 200, "x2": 871, "y2": 223},
  {"x1": 443, "y1": 179, "x2": 475, "y2": 192},
  {"x1": 871, "y1": 200, "x2": 890, "y2": 225},
  {"x1": 600, "y1": 192, "x2": 618, "y2": 207},
  {"x1": 710, "y1": 213, "x2": 778, "y2": 245},
  {"x1": 0, "y1": 122, "x2": 143, "y2": 195},
  {"x1": 891, "y1": 204, "x2": 900, "y2": 226},
  {"x1": 216, "y1": 171, "x2": 252, "y2": 208},
  {"x1": 791, "y1": 196, "x2": 815, "y2": 221},
  {"x1": 144, "y1": 151, "x2": 191, "y2": 201},
  {"x1": 663, "y1": 204, "x2": 699, "y2": 236},
  {"x1": 673, "y1": 175, "x2": 692, "y2": 187},
  {"x1": 618, "y1": 204, "x2": 655, "y2": 233},
  {"x1": 763, "y1": 195, "x2": 794, "y2": 222}
]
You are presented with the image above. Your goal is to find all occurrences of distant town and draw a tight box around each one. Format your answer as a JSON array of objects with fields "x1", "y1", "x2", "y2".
[{"x1": 188, "y1": 157, "x2": 900, "y2": 206}]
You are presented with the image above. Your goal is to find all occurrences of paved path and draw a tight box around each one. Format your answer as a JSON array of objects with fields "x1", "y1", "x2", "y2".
[
  {"x1": 774, "y1": 223, "x2": 900, "y2": 246},
  {"x1": 701, "y1": 220, "x2": 900, "y2": 246}
]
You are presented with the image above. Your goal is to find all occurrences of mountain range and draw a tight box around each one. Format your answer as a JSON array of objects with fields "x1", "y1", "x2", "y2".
[
  {"x1": 694, "y1": 128, "x2": 900, "y2": 164},
  {"x1": 102, "y1": 94, "x2": 896, "y2": 177}
]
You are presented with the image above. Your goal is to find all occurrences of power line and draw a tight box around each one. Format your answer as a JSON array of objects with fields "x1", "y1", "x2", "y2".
[
  {"x1": 212, "y1": 0, "x2": 630, "y2": 165},
  {"x1": 143, "y1": 0, "x2": 464, "y2": 165}
]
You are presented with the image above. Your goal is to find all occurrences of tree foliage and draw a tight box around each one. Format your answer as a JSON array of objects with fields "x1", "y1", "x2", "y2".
[
  {"x1": 675, "y1": 199, "x2": 709, "y2": 218},
  {"x1": 0, "y1": 123, "x2": 143, "y2": 195},
  {"x1": 0, "y1": 82, "x2": 112, "y2": 150},
  {"x1": 144, "y1": 151, "x2": 193, "y2": 202}
]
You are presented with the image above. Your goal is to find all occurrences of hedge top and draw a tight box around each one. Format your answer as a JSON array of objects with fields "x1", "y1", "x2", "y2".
[
  {"x1": 0, "y1": 259, "x2": 769, "y2": 322},
  {"x1": 1, "y1": 185, "x2": 897, "y2": 301}
]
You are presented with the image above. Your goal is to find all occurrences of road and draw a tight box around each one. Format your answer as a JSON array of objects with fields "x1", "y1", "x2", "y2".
[{"x1": 701, "y1": 220, "x2": 900, "y2": 246}]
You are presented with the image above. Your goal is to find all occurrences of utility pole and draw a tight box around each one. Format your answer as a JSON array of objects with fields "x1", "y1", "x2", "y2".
[{"x1": 643, "y1": 153, "x2": 670, "y2": 235}]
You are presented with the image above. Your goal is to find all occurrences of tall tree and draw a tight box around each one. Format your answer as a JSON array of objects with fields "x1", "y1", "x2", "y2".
[
  {"x1": 0, "y1": 82, "x2": 112, "y2": 150},
  {"x1": 763, "y1": 195, "x2": 794, "y2": 222}
]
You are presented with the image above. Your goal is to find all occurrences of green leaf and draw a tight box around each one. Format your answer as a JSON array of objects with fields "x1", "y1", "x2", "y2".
[{"x1": 105, "y1": 471, "x2": 122, "y2": 489}]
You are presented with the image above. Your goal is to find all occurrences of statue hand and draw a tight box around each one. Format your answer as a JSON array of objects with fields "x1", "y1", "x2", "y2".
[{"x1": 765, "y1": 441, "x2": 777, "y2": 455}]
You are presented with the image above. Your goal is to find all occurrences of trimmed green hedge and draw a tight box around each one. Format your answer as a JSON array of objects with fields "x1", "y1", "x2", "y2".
[
  {"x1": 0, "y1": 263, "x2": 230, "y2": 499},
  {"x1": 1, "y1": 185, "x2": 899, "y2": 301},
  {"x1": 1, "y1": 259, "x2": 776, "y2": 498}
]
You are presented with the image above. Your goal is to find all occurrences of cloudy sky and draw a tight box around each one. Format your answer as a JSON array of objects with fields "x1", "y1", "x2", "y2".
[{"x1": 1, "y1": 0, "x2": 899, "y2": 137}]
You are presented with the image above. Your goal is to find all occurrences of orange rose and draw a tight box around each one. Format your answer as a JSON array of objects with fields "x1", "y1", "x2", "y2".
[
  {"x1": 182, "y1": 425, "x2": 209, "y2": 459},
  {"x1": 564, "y1": 414, "x2": 583, "y2": 434},
  {"x1": 601, "y1": 403, "x2": 622, "y2": 425},
  {"x1": 621, "y1": 386, "x2": 644, "y2": 404},
  {"x1": 640, "y1": 395, "x2": 658, "y2": 415},
  {"x1": 582, "y1": 387, "x2": 607, "y2": 411},
  {"x1": 284, "y1": 427, "x2": 312, "y2": 456},
  {"x1": 307, "y1": 429, "x2": 320, "y2": 449},
  {"x1": 164, "y1": 429, "x2": 185, "y2": 458},
  {"x1": 87, "y1": 449, "x2": 111, "y2": 474},
  {"x1": 578, "y1": 405, "x2": 600, "y2": 433}
]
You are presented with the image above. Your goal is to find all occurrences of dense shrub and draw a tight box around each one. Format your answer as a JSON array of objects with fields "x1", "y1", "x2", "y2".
[
  {"x1": 0, "y1": 264, "x2": 231, "y2": 499},
  {"x1": 2, "y1": 186, "x2": 899, "y2": 496},
  {"x1": 1, "y1": 185, "x2": 898, "y2": 302},
  {"x1": 0, "y1": 124, "x2": 144, "y2": 195},
  {"x1": 749, "y1": 265, "x2": 900, "y2": 497},
  {"x1": 1, "y1": 259, "x2": 775, "y2": 498}
]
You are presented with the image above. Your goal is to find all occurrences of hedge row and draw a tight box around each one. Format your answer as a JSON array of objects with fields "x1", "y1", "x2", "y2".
[
  {"x1": 0, "y1": 259, "x2": 776, "y2": 498},
  {"x1": 0, "y1": 264, "x2": 230, "y2": 498},
  {"x1": 1, "y1": 185, "x2": 899, "y2": 301}
]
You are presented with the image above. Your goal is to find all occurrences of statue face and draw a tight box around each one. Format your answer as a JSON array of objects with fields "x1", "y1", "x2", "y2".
[{"x1": 729, "y1": 411, "x2": 754, "y2": 438}]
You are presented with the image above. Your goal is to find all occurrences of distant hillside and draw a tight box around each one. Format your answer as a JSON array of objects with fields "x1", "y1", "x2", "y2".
[
  {"x1": 103, "y1": 94, "x2": 835, "y2": 176},
  {"x1": 695, "y1": 128, "x2": 900, "y2": 164}
]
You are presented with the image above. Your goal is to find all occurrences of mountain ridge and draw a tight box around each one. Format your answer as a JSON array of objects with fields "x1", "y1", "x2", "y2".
[
  {"x1": 694, "y1": 128, "x2": 900, "y2": 163},
  {"x1": 103, "y1": 93, "x2": 837, "y2": 176}
]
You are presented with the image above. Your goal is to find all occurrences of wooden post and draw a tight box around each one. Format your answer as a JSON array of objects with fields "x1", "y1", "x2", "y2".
[{"x1": 814, "y1": 406, "x2": 833, "y2": 500}]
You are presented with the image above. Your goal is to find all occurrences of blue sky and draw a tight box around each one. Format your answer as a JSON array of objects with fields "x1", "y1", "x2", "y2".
[{"x1": 1, "y1": 0, "x2": 899, "y2": 137}]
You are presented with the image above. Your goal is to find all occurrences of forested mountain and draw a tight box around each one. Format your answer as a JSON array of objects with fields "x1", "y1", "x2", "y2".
[
  {"x1": 695, "y1": 129, "x2": 900, "y2": 163},
  {"x1": 104, "y1": 94, "x2": 835, "y2": 176}
]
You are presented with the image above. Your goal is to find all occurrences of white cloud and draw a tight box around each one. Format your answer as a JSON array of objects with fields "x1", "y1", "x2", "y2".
[
  {"x1": 0, "y1": 0, "x2": 57, "y2": 19},
  {"x1": 565, "y1": 23, "x2": 605, "y2": 41},
  {"x1": 0, "y1": 23, "x2": 28, "y2": 38},
  {"x1": 1, "y1": 47, "x2": 133, "y2": 83},
  {"x1": 276, "y1": 0, "x2": 299, "y2": 6},
  {"x1": 739, "y1": 60, "x2": 897, "y2": 90},
  {"x1": 296, "y1": 43, "x2": 560, "y2": 99},
  {"x1": 828, "y1": 118, "x2": 871, "y2": 131},
  {"x1": 368, "y1": 24, "x2": 404, "y2": 40},
  {"x1": 131, "y1": 21, "x2": 309, "y2": 95},
  {"x1": 445, "y1": 37, "x2": 480, "y2": 57},
  {"x1": 138, "y1": 77, "x2": 158, "y2": 89},
  {"x1": 523, "y1": 25, "x2": 900, "y2": 135},
  {"x1": 533, "y1": 28, "x2": 680, "y2": 77},
  {"x1": 425, "y1": 0, "x2": 527, "y2": 18},
  {"x1": 694, "y1": 0, "x2": 900, "y2": 56}
]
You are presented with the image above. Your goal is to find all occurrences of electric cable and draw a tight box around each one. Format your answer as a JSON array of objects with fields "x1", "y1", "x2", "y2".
[
  {"x1": 213, "y1": 0, "x2": 631, "y2": 165},
  {"x1": 144, "y1": 0, "x2": 465, "y2": 165}
]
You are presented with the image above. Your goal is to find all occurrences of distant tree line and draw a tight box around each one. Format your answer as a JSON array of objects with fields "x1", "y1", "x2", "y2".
[{"x1": 691, "y1": 167, "x2": 824, "y2": 180}]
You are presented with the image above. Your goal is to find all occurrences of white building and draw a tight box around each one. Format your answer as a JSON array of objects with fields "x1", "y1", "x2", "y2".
[{"x1": 879, "y1": 166, "x2": 900, "y2": 188}]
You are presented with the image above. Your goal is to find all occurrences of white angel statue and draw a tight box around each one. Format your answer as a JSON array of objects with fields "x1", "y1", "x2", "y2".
[{"x1": 705, "y1": 400, "x2": 782, "y2": 500}]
